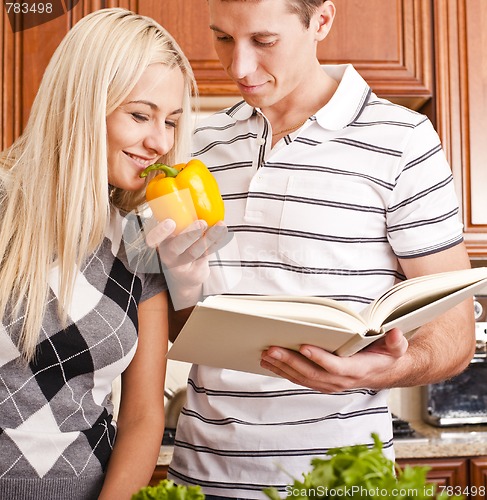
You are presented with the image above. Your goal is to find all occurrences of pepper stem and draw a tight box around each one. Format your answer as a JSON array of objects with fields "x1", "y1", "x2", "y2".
[{"x1": 139, "y1": 163, "x2": 180, "y2": 178}]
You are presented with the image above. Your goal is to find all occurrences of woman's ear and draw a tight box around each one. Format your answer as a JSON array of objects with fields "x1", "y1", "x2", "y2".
[{"x1": 313, "y1": 0, "x2": 336, "y2": 42}]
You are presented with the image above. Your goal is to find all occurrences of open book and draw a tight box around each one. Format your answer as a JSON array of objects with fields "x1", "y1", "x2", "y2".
[{"x1": 168, "y1": 267, "x2": 487, "y2": 377}]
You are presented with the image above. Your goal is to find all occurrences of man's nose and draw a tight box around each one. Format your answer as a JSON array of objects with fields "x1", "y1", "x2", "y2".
[{"x1": 231, "y1": 42, "x2": 257, "y2": 80}]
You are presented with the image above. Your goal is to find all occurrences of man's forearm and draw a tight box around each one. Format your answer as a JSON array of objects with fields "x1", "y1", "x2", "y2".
[{"x1": 390, "y1": 299, "x2": 475, "y2": 387}]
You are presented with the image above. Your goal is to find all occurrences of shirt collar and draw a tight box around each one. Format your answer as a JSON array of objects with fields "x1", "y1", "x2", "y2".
[
  {"x1": 225, "y1": 100, "x2": 255, "y2": 121},
  {"x1": 226, "y1": 64, "x2": 371, "y2": 131},
  {"x1": 314, "y1": 64, "x2": 371, "y2": 130}
]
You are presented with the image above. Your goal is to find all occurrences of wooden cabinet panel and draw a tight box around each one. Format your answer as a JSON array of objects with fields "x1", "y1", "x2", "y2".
[
  {"x1": 137, "y1": 1, "x2": 226, "y2": 94},
  {"x1": 152, "y1": 458, "x2": 486, "y2": 495},
  {"x1": 0, "y1": 0, "x2": 138, "y2": 150},
  {"x1": 434, "y1": 0, "x2": 487, "y2": 254},
  {"x1": 1, "y1": 7, "x2": 24, "y2": 149},
  {"x1": 470, "y1": 456, "x2": 487, "y2": 500},
  {"x1": 397, "y1": 457, "x2": 469, "y2": 490},
  {"x1": 149, "y1": 465, "x2": 168, "y2": 486},
  {"x1": 139, "y1": 0, "x2": 433, "y2": 109},
  {"x1": 19, "y1": 15, "x2": 69, "y2": 133},
  {"x1": 0, "y1": 0, "x2": 434, "y2": 148},
  {"x1": 399, "y1": 456, "x2": 487, "y2": 498},
  {"x1": 317, "y1": 0, "x2": 433, "y2": 108}
]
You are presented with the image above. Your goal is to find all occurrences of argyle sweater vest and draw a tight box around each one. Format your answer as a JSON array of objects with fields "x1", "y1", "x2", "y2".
[{"x1": 0, "y1": 210, "x2": 166, "y2": 499}]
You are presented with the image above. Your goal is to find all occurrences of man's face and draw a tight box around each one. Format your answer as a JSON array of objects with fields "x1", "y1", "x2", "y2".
[{"x1": 208, "y1": 0, "x2": 321, "y2": 110}]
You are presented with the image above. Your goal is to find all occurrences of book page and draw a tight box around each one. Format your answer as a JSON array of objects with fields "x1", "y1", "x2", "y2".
[
  {"x1": 204, "y1": 295, "x2": 367, "y2": 333},
  {"x1": 360, "y1": 267, "x2": 487, "y2": 330},
  {"x1": 381, "y1": 279, "x2": 487, "y2": 334}
]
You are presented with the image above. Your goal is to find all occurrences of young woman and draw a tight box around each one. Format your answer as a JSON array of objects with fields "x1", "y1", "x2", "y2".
[{"x1": 0, "y1": 8, "x2": 200, "y2": 499}]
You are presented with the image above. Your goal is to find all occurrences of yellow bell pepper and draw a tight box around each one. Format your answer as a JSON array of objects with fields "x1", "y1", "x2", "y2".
[{"x1": 140, "y1": 159, "x2": 225, "y2": 233}]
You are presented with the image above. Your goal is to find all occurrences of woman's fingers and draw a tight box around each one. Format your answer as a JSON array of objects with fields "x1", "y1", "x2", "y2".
[
  {"x1": 168, "y1": 220, "x2": 209, "y2": 256},
  {"x1": 147, "y1": 219, "x2": 230, "y2": 268},
  {"x1": 145, "y1": 219, "x2": 177, "y2": 248},
  {"x1": 185, "y1": 222, "x2": 229, "y2": 260}
]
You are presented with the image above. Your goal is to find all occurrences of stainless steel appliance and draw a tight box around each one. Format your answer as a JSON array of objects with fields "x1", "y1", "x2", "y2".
[{"x1": 422, "y1": 295, "x2": 487, "y2": 426}]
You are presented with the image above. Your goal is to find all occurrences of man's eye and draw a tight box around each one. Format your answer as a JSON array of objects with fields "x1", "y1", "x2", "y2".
[
  {"x1": 131, "y1": 113, "x2": 149, "y2": 122},
  {"x1": 255, "y1": 39, "x2": 276, "y2": 47}
]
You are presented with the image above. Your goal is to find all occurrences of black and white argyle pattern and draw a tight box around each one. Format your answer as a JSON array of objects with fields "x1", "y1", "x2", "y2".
[{"x1": 0, "y1": 210, "x2": 165, "y2": 492}]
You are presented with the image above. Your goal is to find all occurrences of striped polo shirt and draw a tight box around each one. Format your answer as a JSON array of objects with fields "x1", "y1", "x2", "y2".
[{"x1": 168, "y1": 64, "x2": 463, "y2": 498}]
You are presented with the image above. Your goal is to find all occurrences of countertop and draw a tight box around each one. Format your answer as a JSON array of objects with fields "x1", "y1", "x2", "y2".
[
  {"x1": 394, "y1": 420, "x2": 487, "y2": 459},
  {"x1": 157, "y1": 421, "x2": 487, "y2": 466}
]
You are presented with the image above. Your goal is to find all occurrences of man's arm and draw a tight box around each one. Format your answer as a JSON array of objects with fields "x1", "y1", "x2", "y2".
[
  {"x1": 260, "y1": 242, "x2": 476, "y2": 392},
  {"x1": 390, "y1": 242, "x2": 475, "y2": 384},
  {"x1": 168, "y1": 301, "x2": 193, "y2": 343}
]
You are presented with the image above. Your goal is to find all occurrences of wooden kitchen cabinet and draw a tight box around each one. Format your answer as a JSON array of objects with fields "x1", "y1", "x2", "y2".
[
  {"x1": 149, "y1": 465, "x2": 169, "y2": 486},
  {"x1": 433, "y1": 0, "x2": 487, "y2": 255},
  {"x1": 0, "y1": 0, "x2": 433, "y2": 147},
  {"x1": 151, "y1": 457, "x2": 487, "y2": 495},
  {"x1": 397, "y1": 457, "x2": 469, "y2": 490},
  {"x1": 2, "y1": 0, "x2": 487, "y2": 255},
  {"x1": 470, "y1": 457, "x2": 487, "y2": 500},
  {"x1": 398, "y1": 456, "x2": 487, "y2": 499}
]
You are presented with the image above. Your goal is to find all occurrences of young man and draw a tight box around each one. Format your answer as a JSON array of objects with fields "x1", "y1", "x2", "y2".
[{"x1": 167, "y1": 1, "x2": 475, "y2": 498}]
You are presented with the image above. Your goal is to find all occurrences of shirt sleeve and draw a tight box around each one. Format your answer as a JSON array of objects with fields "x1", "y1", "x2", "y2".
[
  {"x1": 120, "y1": 209, "x2": 168, "y2": 302},
  {"x1": 140, "y1": 271, "x2": 167, "y2": 302},
  {"x1": 386, "y1": 117, "x2": 464, "y2": 258}
]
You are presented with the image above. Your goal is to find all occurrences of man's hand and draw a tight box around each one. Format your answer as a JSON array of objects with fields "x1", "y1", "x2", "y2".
[{"x1": 260, "y1": 328, "x2": 408, "y2": 393}]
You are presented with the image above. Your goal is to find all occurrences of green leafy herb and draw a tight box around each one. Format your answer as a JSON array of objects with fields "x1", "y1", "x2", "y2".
[
  {"x1": 263, "y1": 434, "x2": 463, "y2": 500},
  {"x1": 131, "y1": 479, "x2": 205, "y2": 500}
]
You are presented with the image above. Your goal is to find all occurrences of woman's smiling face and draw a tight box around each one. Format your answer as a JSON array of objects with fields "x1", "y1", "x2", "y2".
[{"x1": 106, "y1": 63, "x2": 184, "y2": 191}]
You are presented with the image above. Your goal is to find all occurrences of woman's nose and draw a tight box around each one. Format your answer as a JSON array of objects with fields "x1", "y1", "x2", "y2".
[{"x1": 144, "y1": 126, "x2": 173, "y2": 156}]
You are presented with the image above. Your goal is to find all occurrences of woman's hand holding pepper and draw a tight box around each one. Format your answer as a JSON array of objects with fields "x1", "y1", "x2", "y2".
[{"x1": 146, "y1": 218, "x2": 229, "y2": 309}]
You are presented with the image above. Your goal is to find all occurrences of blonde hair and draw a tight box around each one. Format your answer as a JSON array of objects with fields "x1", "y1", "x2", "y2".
[{"x1": 0, "y1": 8, "x2": 196, "y2": 360}]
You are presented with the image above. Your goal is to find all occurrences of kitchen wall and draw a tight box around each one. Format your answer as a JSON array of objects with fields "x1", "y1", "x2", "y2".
[{"x1": 389, "y1": 387, "x2": 423, "y2": 421}]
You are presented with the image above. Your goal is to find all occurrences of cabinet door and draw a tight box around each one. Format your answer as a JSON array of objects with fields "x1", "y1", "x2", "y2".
[
  {"x1": 397, "y1": 457, "x2": 469, "y2": 490},
  {"x1": 0, "y1": 5, "x2": 68, "y2": 149},
  {"x1": 140, "y1": 0, "x2": 433, "y2": 109},
  {"x1": 434, "y1": 0, "x2": 487, "y2": 254},
  {"x1": 317, "y1": 0, "x2": 433, "y2": 109},
  {"x1": 470, "y1": 456, "x2": 487, "y2": 500},
  {"x1": 149, "y1": 465, "x2": 169, "y2": 486},
  {"x1": 0, "y1": 0, "x2": 434, "y2": 148},
  {"x1": 0, "y1": 0, "x2": 138, "y2": 150}
]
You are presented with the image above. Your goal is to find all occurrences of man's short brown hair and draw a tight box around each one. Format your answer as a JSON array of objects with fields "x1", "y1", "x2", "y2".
[
  {"x1": 285, "y1": 0, "x2": 326, "y2": 28},
  {"x1": 217, "y1": 0, "x2": 326, "y2": 29}
]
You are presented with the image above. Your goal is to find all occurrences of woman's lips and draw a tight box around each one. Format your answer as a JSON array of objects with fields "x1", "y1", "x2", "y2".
[{"x1": 124, "y1": 152, "x2": 154, "y2": 169}]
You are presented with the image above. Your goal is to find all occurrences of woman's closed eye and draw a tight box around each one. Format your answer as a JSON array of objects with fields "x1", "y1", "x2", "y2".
[{"x1": 131, "y1": 112, "x2": 149, "y2": 123}]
